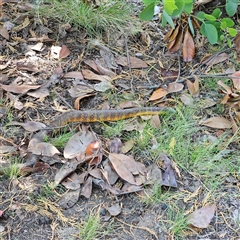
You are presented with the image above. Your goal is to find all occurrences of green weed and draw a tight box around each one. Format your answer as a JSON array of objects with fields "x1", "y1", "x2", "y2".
[
  {"x1": 49, "y1": 130, "x2": 75, "y2": 149},
  {"x1": 79, "y1": 209, "x2": 110, "y2": 240},
  {"x1": 2, "y1": 157, "x2": 21, "y2": 179}
]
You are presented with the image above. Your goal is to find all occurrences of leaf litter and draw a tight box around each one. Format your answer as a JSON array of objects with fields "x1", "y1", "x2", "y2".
[{"x1": 0, "y1": 2, "x2": 239, "y2": 239}]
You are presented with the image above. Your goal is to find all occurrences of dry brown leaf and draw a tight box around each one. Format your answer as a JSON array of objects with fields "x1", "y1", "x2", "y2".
[
  {"x1": 59, "y1": 45, "x2": 71, "y2": 58},
  {"x1": 28, "y1": 142, "x2": 60, "y2": 157},
  {"x1": 180, "y1": 93, "x2": 194, "y2": 106},
  {"x1": 234, "y1": 33, "x2": 240, "y2": 52},
  {"x1": 64, "y1": 130, "x2": 97, "y2": 159},
  {"x1": 115, "y1": 56, "x2": 148, "y2": 68},
  {"x1": 84, "y1": 59, "x2": 100, "y2": 73},
  {"x1": 85, "y1": 141, "x2": 102, "y2": 165},
  {"x1": 68, "y1": 83, "x2": 95, "y2": 98},
  {"x1": 200, "y1": 117, "x2": 232, "y2": 129},
  {"x1": 16, "y1": 62, "x2": 39, "y2": 72},
  {"x1": 183, "y1": 28, "x2": 195, "y2": 62},
  {"x1": 63, "y1": 71, "x2": 84, "y2": 80},
  {"x1": 167, "y1": 82, "x2": 184, "y2": 93},
  {"x1": 95, "y1": 58, "x2": 116, "y2": 77},
  {"x1": 108, "y1": 153, "x2": 138, "y2": 185},
  {"x1": 231, "y1": 71, "x2": 240, "y2": 91},
  {"x1": 7, "y1": 121, "x2": 46, "y2": 132},
  {"x1": 0, "y1": 145, "x2": 17, "y2": 154},
  {"x1": 0, "y1": 77, "x2": 41, "y2": 94},
  {"x1": 106, "y1": 203, "x2": 121, "y2": 216},
  {"x1": 61, "y1": 172, "x2": 81, "y2": 190},
  {"x1": 186, "y1": 76, "x2": 199, "y2": 96},
  {"x1": 167, "y1": 25, "x2": 180, "y2": 50},
  {"x1": 74, "y1": 93, "x2": 96, "y2": 110},
  {"x1": 107, "y1": 138, "x2": 123, "y2": 154},
  {"x1": 54, "y1": 159, "x2": 79, "y2": 186},
  {"x1": 93, "y1": 80, "x2": 113, "y2": 92},
  {"x1": 169, "y1": 28, "x2": 183, "y2": 53},
  {"x1": 188, "y1": 204, "x2": 216, "y2": 228},
  {"x1": 81, "y1": 176, "x2": 93, "y2": 198},
  {"x1": 163, "y1": 27, "x2": 174, "y2": 42},
  {"x1": 205, "y1": 53, "x2": 228, "y2": 66},
  {"x1": 58, "y1": 189, "x2": 81, "y2": 209},
  {"x1": 149, "y1": 88, "x2": 168, "y2": 101},
  {"x1": 27, "y1": 87, "x2": 50, "y2": 99},
  {"x1": 0, "y1": 27, "x2": 9, "y2": 40},
  {"x1": 82, "y1": 69, "x2": 110, "y2": 81}
]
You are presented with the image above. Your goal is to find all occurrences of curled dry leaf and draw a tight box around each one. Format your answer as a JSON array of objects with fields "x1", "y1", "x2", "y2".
[
  {"x1": 167, "y1": 25, "x2": 180, "y2": 50},
  {"x1": 186, "y1": 76, "x2": 199, "y2": 96},
  {"x1": 149, "y1": 88, "x2": 168, "y2": 101},
  {"x1": 85, "y1": 141, "x2": 102, "y2": 165},
  {"x1": 199, "y1": 117, "x2": 232, "y2": 129},
  {"x1": 74, "y1": 93, "x2": 96, "y2": 110},
  {"x1": 161, "y1": 68, "x2": 178, "y2": 81},
  {"x1": 183, "y1": 28, "x2": 195, "y2": 62},
  {"x1": 168, "y1": 27, "x2": 183, "y2": 53},
  {"x1": 59, "y1": 45, "x2": 71, "y2": 58},
  {"x1": 188, "y1": 204, "x2": 216, "y2": 228},
  {"x1": 82, "y1": 69, "x2": 110, "y2": 81}
]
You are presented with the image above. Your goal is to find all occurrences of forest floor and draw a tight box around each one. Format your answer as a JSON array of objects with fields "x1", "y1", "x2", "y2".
[{"x1": 0, "y1": 1, "x2": 239, "y2": 240}]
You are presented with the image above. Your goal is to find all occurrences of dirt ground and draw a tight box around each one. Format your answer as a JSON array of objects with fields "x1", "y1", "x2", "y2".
[{"x1": 0, "y1": 1, "x2": 240, "y2": 240}]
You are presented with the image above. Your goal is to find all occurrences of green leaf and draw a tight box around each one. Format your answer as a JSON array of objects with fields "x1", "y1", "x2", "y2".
[
  {"x1": 221, "y1": 18, "x2": 235, "y2": 27},
  {"x1": 163, "y1": 0, "x2": 178, "y2": 15},
  {"x1": 226, "y1": 0, "x2": 239, "y2": 17},
  {"x1": 228, "y1": 28, "x2": 237, "y2": 37},
  {"x1": 212, "y1": 8, "x2": 222, "y2": 18},
  {"x1": 140, "y1": 2, "x2": 155, "y2": 20},
  {"x1": 183, "y1": 2, "x2": 193, "y2": 14},
  {"x1": 227, "y1": 38, "x2": 232, "y2": 47},
  {"x1": 220, "y1": 35, "x2": 225, "y2": 41},
  {"x1": 204, "y1": 14, "x2": 216, "y2": 21},
  {"x1": 162, "y1": 10, "x2": 175, "y2": 29},
  {"x1": 142, "y1": 0, "x2": 158, "y2": 5},
  {"x1": 188, "y1": 17, "x2": 195, "y2": 36},
  {"x1": 197, "y1": 11, "x2": 205, "y2": 20},
  {"x1": 171, "y1": 0, "x2": 184, "y2": 16},
  {"x1": 220, "y1": 21, "x2": 228, "y2": 30},
  {"x1": 200, "y1": 23, "x2": 218, "y2": 44}
]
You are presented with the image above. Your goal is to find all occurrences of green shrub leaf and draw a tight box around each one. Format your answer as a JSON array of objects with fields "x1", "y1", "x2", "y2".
[
  {"x1": 228, "y1": 28, "x2": 237, "y2": 37},
  {"x1": 188, "y1": 17, "x2": 195, "y2": 36},
  {"x1": 212, "y1": 8, "x2": 222, "y2": 18},
  {"x1": 197, "y1": 11, "x2": 205, "y2": 20},
  {"x1": 162, "y1": 10, "x2": 175, "y2": 29},
  {"x1": 200, "y1": 23, "x2": 218, "y2": 44},
  {"x1": 226, "y1": 0, "x2": 239, "y2": 17},
  {"x1": 140, "y1": 2, "x2": 155, "y2": 20},
  {"x1": 222, "y1": 18, "x2": 235, "y2": 27},
  {"x1": 204, "y1": 14, "x2": 216, "y2": 21},
  {"x1": 142, "y1": 0, "x2": 158, "y2": 5},
  {"x1": 163, "y1": 0, "x2": 178, "y2": 15}
]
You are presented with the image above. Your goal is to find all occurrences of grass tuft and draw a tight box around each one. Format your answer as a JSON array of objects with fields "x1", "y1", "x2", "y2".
[{"x1": 35, "y1": 0, "x2": 141, "y2": 36}]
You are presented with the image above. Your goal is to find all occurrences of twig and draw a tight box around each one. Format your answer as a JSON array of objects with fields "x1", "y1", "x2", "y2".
[
  {"x1": 125, "y1": 35, "x2": 134, "y2": 93},
  {"x1": 115, "y1": 217, "x2": 158, "y2": 240},
  {"x1": 53, "y1": 89, "x2": 73, "y2": 109}
]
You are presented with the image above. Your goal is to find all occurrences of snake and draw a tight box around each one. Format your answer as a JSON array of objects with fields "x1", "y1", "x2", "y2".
[{"x1": 50, "y1": 107, "x2": 172, "y2": 128}]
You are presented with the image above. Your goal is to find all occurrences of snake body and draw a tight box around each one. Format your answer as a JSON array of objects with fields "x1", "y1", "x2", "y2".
[{"x1": 51, "y1": 107, "x2": 169, "y2": 128}]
